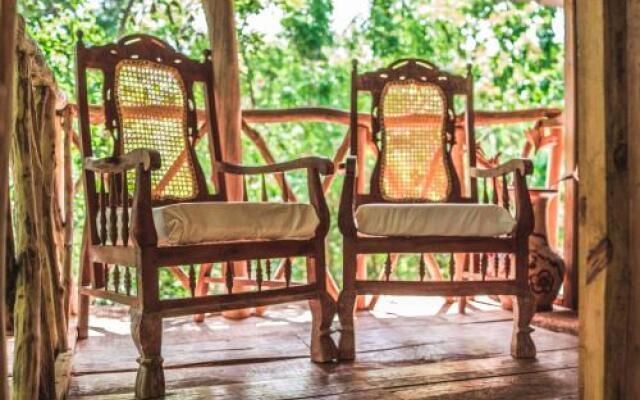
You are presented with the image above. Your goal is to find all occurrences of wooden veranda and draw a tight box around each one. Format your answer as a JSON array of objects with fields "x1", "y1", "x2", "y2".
[
  {"x1": 6, "y1": 0, "x2": 640, "y2": 399},
  {"x1": 66, "y1": 300, "x2": 578, "y2": 399}
]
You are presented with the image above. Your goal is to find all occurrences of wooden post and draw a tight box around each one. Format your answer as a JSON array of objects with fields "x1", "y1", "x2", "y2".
[
  {"x1": 0, "y1": 1, "x2": 17, "y2": 398},
  {"x1": 355, "y1": 127, "x2": 367, "y2": 310},
  {"x1": 453, "y1": 126, "x2": 469, "y2": 312},
  {"x1": 624, "y1": 0, "x2": 640, "y2": 395},
  {"x1": 562, "y1": 0, "x2": 579, "y2": 310},
  {"x1": 577, "y1": 0, "x2": 640, "y2": 397},
  {"x1": 202, "y1": 0, "x2": 252, "y2": 319},
  {"x1": 545, "y1": 127, "x2": 563, "y2": 250},
  {"x1": 11, "y1": 44, "x2": 44, "y2": 400},
  {"x1": 40, "y1": 86, "x2": 67, "y2": 352},
  {"x1": 62, "y1": 107, "x2": 74, "y2": 322}
]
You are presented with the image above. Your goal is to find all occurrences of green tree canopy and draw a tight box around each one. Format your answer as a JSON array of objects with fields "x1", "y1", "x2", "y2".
[{"x1": 20, "y1": 0, "x2": 564, "y2": 287}]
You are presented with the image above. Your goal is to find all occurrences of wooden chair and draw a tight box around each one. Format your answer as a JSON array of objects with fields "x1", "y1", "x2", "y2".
[
  {"x1": 337, "y1": 59, "x2": 536, "y2": 361},
  {"x1": 75, "y1": 33, "x2": 338, "y2": 399}
]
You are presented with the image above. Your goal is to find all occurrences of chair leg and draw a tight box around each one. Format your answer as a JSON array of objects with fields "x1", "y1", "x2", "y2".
[
  {"x1": 130, "y1": 309, "x2": 165, "y2": 399},
  {"x1": 511, "y1": 291, "x2": 536, "y2": 359},
  {"x1": 511, "y1": 242, "x2": 537, "y2": 361},
  {"x1": 455, "y1": 253, "x2": 467, "y2": 314},
  {"x1": 77, "y1": 238, "x2": 91, "y2": 340},
  {"x1": 77, "y1": 293, "x2": 90, "y2": 340},
  {"x1": 306, "y1": 256, "x2": 338, "y2": 362},
  {"x1": 338, "y1": 248, "x2": 357, "y2": 361},
  {"x1": 193, "y1": 263, "x2": 213, "y2": 323},
  {"x1": 308, "y1": 292, "x2": 338, "y2": 363}
]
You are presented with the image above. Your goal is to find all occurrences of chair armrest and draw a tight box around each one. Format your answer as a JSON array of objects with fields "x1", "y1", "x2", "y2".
[
  {"x1": 472, "y1": 158, "x2": 534, "y2": 239},
  {"x1": 84, "y1": 149, "x2": 161, "y2": 248},
  {"x1": 84, "y1": 148, "x2": 162, "y2": 173},
  {"x1": 216, "y1": 156, "x2": 334, "y2": 176},
  {"x1": 470, "y1": 159, "x2": 533, "y2": 178},
  {"x1": 338, "y1": 156, "x2": 358, "y2": 237}
]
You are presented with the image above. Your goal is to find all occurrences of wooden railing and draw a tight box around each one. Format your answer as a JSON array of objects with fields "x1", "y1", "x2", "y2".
[{"x1": 57, "y1": 103, "x2": 564, "y2": 304}]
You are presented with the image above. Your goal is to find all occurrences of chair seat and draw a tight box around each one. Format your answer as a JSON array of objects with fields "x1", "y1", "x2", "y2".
[
  {"x1": 99, "y1": 202, "x2": 319, "y2": 246},
  {"x1": 355, "y1": 203, "x2": 517, "y2": 237},
  {"x1": 153, "y1": 202, "x2": 320, "y2": 245}
]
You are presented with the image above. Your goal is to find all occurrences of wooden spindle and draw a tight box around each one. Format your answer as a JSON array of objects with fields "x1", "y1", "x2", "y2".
[
  {"x1": 266, "y1": 258, "x2": 272, "y2": 280},
  {"x1": 419, "y1": 254, "x2": 426, "y2": 282},
  {"x1": 504, "y1": 253, "x2": 512, "y2": 279},
  {"x1": 481, "y1": 253, "x2": 488, "y2": 281},
  {"x1": 225, "y1": 261, "x2": 234, "y2": 294},
  {"x1": 99, "y1": 174, "x2": 107, "y2": 245},
  {"x1": 449, "y1": 253, "x2": 455, "y2": 282},
  {"x1": 502, "y1": 174, "x2": 510, "y2": 210},
  {"x1": 282, "y1": 173, "x2": 289, "y2": 202},
  {"x1": 482, "y1": 178, "x2": 489, "y2": 204},
  {"x1": 124, "y1": 266, "x2": 132, "y2": 296},
  {"x1": 256, "y1": 259, "x2": 263, "y2": 291},
  {"x1": 284, "y1": 258, "x2": 292, "y2": 287},
  {"x1": 113, "y1": 265, "x2": 120, "y2": 293},
  {"x1": 121, "y1": 171, "x2": 129, "y2": 245},
  {"x1": 492, "y1": 176, "x2": 499, "y2": 205},
  {"x1": 103, "y1": 264, "x2": 110, "y2": 290},
  {"x1": 261, "y1": 174, "x2": 268, "y2": 202},
  {"x1": 493, "y1": 253, "x2": 500, "y2": 277},
  {"x1": 246, "y1": 259, "x2": 252, "y2": 279},
  {"x1": 189, "y1": 265, "x2": 196, "y2": 297},
  {"x1": 384, "y1": 254, "x2": 392, "y2": 281},
  {"x1": 109, "y1": 174, "x2": 118, "y2": 245},
  {"x1": 243, "y1": 175, "x2": 249, "y2": 202},
  {"x1": 473, "y1": 253, "x2": 480, "y2": 274}
]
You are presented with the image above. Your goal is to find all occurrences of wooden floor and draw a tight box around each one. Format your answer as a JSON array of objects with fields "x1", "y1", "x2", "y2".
[{"x1": 66, "y1": 297, "x2": 578, "y2": 399}]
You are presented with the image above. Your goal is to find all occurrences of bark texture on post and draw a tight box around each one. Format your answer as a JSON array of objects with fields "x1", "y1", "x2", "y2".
[
  {"x1": 39, "y1": 85, "x2": 67, "y2": 352},
  {"x1": 62, "y1": 107, "x2": 73, "y2": 323},
  {"x1": 10, "y1": 18, "x2": 67, "y2": 399},
  {"x1": 11, "y1": 48, "x2": 45, "y2": 400},
  {"x1": 0, "y1": 1, "x2": 18, "y2": 398}
]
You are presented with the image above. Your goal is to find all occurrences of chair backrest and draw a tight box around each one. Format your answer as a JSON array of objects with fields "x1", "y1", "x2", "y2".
[
  {"x1": 76, "y1": 33, "x2": 227, "y2": 207},
  {"x1": 350, "y1": 59, "x2": 477, "y2": 205}
]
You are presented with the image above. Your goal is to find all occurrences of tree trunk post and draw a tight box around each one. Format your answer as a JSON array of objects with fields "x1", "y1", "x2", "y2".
[
  {"x1": 0, "y1": 1, "x2": 18, "y2": 398},
  {"x1": 577, "y1": 0, "x2": 640, "y2": 397},
  {"x1": 202, "y1": 0, "x2": 252, "y2": 319}
]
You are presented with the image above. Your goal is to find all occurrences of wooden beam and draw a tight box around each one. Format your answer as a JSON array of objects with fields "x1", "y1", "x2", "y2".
[
  {"x1": 0, "y1": 1, "x2": 17, "y2": 398},
  {"x1": 562, "y1": 0, "x2": 578, "y2": 310},
  {"x1": 576, "y1": 0, "x2": 640, "y2": 398},
  {"x1": 203, "y1": 0, "x2": 251, "y2": 319},
  {"x1": 78, "y1": 103, "x2": 561, "y2": 129},
  {"x1": 204, "y1": 0, "x2": 242, "y2": 197},
  {"x1": 625, "y1": 0, "x2": 640, "y2": 395}
]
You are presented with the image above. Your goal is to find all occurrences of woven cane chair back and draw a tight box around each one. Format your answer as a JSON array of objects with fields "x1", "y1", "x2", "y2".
[
  {"x1": 352, "y1": 59, "x2": 477, "y2": 204},
  {"x1": 379, "y1": 80, "x2": 449, "y2": 201},
  {"x1": 76, "y1": 34, "x2": 224, "y2": 206},
  {"x1": 114, "y1": 59, "x2": 196, "y2": 200}
]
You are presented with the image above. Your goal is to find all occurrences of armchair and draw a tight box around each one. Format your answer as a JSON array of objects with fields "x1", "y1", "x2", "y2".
[
  {"x1": 337, "y1": 59, "x2": 536, "y2": 361},
  {"x1": 76, "y1": 33, "x2": 337, "y2": 399}
]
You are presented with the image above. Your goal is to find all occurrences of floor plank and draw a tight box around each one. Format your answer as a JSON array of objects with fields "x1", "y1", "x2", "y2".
[{"x1": 67, "y1": 297, "x2": 578, "y2": 399}]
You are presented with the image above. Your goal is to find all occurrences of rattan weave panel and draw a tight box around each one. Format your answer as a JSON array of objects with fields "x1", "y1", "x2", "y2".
[
  {"x1": 379, "y1": 80, "x2": 449, "y2": 202},
  {"x1": 114, "y1": 59, "x2": 198, "y2": 200}
]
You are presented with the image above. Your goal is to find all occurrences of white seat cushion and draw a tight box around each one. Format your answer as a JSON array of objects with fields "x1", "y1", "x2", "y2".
[
  {"x1": 98, "y1": 202, "x2": 319, "y2": 246},
  {"x1": 153, "y1": 202, "x2": 320, "y2": 245},
  {"x1": 355, "y1": 203, "x2": 516, "y2": 237}
]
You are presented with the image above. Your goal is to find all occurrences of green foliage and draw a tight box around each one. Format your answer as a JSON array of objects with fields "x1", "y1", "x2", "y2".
[
  {"x1": 280, "y1": 0, "x2": 334, "y2": 60},
  {"x1": 20, "y1": 0, "x2": 564, "y2": 292}
]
